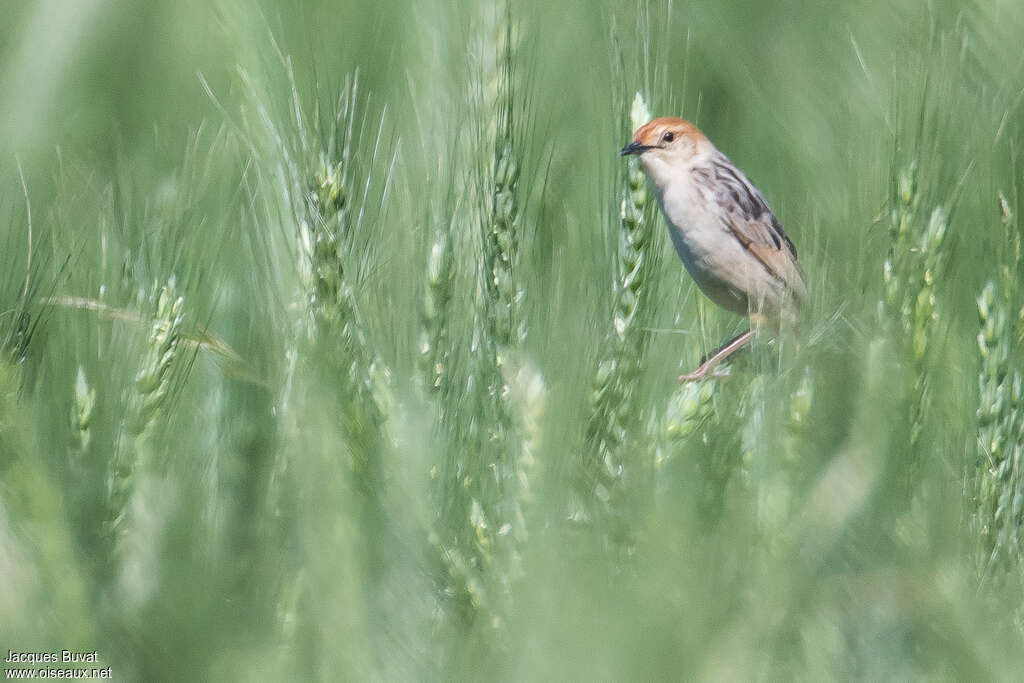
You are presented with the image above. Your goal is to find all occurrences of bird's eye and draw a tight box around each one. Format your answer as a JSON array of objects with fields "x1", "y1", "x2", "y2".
[{"x1": 662, "y1": 131, "x2": 675, "y2": 143}]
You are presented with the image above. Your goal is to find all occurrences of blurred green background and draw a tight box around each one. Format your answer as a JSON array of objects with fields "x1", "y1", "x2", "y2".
[{"x1": 2, "y1": 0, "x2": 1024, "y2": 680}]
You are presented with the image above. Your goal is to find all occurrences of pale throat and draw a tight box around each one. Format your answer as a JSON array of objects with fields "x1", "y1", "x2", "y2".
[{"x1": 639, "y1": 151, "x2": 702, "y2": 195}]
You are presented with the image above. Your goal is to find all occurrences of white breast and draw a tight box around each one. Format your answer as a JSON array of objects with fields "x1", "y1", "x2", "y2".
[{"x1": 652, "y1": 168, "x2": 762, "y2": 316}]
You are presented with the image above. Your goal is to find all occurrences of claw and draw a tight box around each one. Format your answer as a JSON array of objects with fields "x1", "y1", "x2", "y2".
[{"x1": 678, "y1": 329, "x2": 754, "y2": 382}]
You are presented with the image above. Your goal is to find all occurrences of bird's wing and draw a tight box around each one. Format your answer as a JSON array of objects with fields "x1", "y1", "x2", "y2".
[{"x1": 692, "y1": 152, "x2": 807, "y2": 302}]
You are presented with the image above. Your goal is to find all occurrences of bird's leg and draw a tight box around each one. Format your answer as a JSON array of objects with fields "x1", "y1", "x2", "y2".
[{"x1": 679, "y1": 329, "x2": 756, "y2": 382}]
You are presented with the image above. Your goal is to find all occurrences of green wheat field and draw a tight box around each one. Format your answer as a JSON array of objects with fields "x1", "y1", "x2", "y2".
[{"x1": 2, "y1": 0, "x2": 1024, "y2": 679}]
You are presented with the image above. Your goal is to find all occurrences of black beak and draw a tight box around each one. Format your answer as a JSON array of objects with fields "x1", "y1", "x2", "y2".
[{"x1": 620, "y1": 141, "x2": 650, "y2": 156}]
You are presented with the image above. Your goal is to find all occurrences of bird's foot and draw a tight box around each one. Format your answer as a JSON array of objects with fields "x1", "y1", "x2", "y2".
[
  {"x1": 678, "y1": 329, "x2": 755, "y2": 383},
  {"x1": 678, "y1": 363, "x2": 732, "y2": 383}
]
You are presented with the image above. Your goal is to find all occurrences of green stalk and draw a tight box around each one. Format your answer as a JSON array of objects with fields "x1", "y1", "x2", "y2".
[
  {"x1": 657, "y1": 380, "x2": 717, "y2": 471},
  {"x1": 105, "y1": 281, "x2": 184, "y2": 546},
  {"x1": 430, "y1": 4, "x2": 538, "y2": 639},
  {"x1": 0, "y1": 358, "x2": 92, "y2": 645},
  {"x1": 477, "y1": 6, "x2": 526, "y2": 351},
  {"x1": 241, "y1": 56, "x2": 399, "y2": 676},
  {"x1": 419, "y1": 230, "x2": 454, "y2": 394},
  {"x1": 70, "y1": 367, "x2": 96, "y2": 462},
  {"x1": 975, "y1": 194, "x2": 1024, "y2": 597},
  {"x1": 881, "y1": 163, "x2": 949, "y2": 447},
  {"x1": 579, "y1": 92, "x2": 661, "y2": 534}
]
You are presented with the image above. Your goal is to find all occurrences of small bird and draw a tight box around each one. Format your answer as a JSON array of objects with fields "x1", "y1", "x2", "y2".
[{"x1": 621, "y1": 117, "x2": 807, "y2": 381}]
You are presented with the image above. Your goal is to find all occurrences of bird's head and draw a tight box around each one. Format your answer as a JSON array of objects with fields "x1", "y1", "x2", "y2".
[{"x1": 621, "y1": 117, "x2": 709, "y2": 184}]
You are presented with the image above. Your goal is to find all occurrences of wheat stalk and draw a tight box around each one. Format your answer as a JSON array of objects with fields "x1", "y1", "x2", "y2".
[
  {"x1": 578, "y1": 92, "x2": 661, "y2": 533},
  {"x1": 882, "y1": 162, "x2": 949, "y2": 447}
]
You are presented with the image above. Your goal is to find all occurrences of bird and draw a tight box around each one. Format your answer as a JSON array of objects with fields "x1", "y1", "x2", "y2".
[{"x1": 621, "y1": 117, "x2": 807, "y2": 381}]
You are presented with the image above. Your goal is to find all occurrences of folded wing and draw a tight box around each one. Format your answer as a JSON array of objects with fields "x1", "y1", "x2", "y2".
[{"x1": 692, "y1": 152, "x2": 808, "y2": 305}]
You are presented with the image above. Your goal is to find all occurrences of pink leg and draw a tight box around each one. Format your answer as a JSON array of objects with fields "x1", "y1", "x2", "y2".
[{"x1": 679, "y1": 329, "x2": 755, "y2": 382}]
